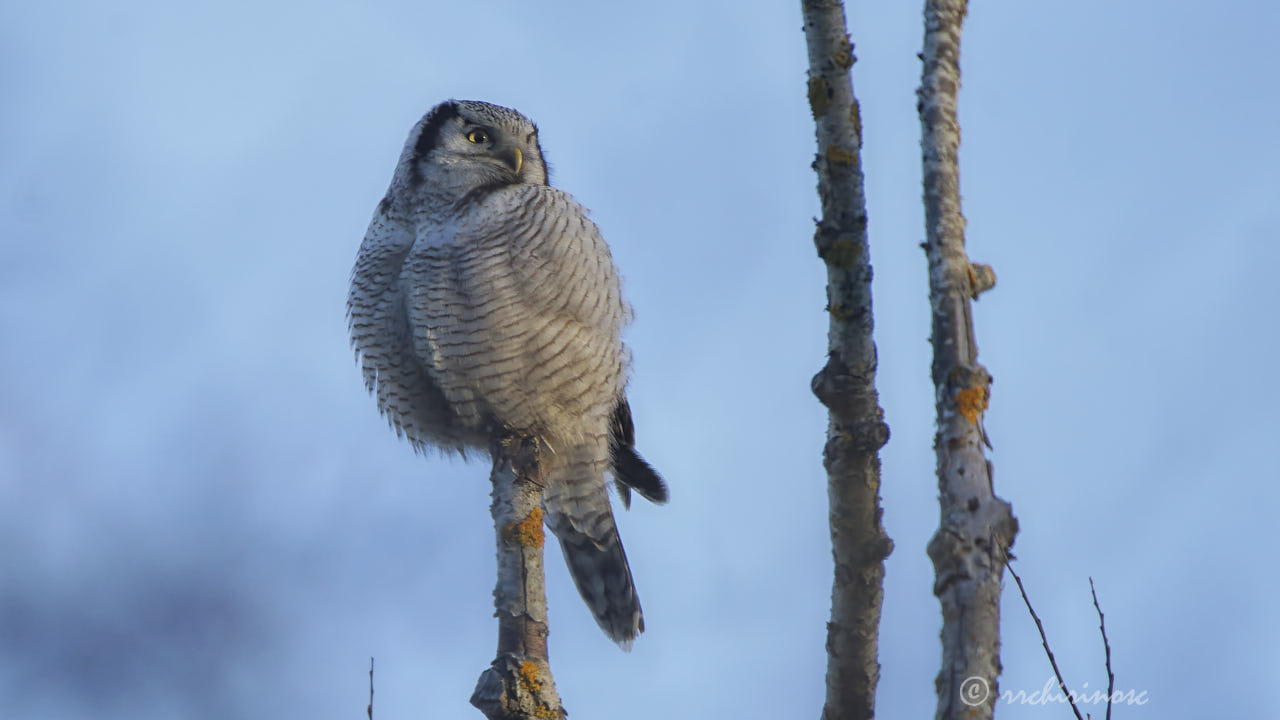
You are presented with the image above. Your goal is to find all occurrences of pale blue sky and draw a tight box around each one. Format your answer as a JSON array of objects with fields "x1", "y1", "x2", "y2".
[{"x1": 2, "y1": 1, "x2": 1276, "y2": 718}]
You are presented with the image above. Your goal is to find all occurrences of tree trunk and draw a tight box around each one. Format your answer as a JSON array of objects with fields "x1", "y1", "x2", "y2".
[
  {"x1": 801, "y1": 2, "x2": 894, "y2": 718},
  {"x1": 917, "y1": 2, "x2": 1018, "y2": 718},
  {"x1": 470, "y1": 435, "x2": 566, "y2": 720}
]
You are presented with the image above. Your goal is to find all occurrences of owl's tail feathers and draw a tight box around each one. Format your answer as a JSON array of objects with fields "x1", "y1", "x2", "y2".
[
  {"x1": 547, "y1": 513, "x2": 645, "y2": 649},
  {"x1": 608, "y1": 398, "x2": 668, "y2": 510}
]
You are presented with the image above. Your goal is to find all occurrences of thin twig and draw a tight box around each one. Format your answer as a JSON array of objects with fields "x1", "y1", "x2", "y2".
[
  {"x1": 367, "y1": 657, "x2": 374, "y2": 720},
  {"x1": 1089, "y1": 578, "x2": 1114, "y2": 720},
  {"x1": 1005, "y1": 562, "x2": 1085, "y2": 720}
]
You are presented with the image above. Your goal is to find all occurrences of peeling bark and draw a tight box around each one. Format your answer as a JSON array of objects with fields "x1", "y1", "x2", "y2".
[
  {"x1": 801, "y1": 2, "x2": 894, "y2": 718},
  {"x1": 470, "y1": 436, "x2": 566, "y2": 720},
  {"x1": 917, "y1": 2, "x2": 1019, "y2": 719}
]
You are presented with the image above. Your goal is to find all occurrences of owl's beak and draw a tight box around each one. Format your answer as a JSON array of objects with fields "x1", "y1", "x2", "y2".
[{"x1": 510, "y1": 147, "x2": 524, "y2": 175}]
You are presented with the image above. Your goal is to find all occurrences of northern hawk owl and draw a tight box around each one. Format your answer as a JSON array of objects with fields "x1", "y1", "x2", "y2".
[{"x1": 348, "y1": 100, "x2": 667, "y2": 647}]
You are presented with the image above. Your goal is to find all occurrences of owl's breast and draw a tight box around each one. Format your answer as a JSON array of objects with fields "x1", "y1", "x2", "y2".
[{"x1": 404, "y1": 186, "x2": 629, "y2": 444}]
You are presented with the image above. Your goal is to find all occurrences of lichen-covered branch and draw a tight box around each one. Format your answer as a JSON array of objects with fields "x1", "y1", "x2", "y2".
[
  {"x1": 800, "y1": 2, "x2": 894, "y2": 718},
  {"x1": 917, "y1": 1, "x2": 1018, "y2": 719},
  {"x1": 470, "y1": 436, "x2": 565, "y2": 720}
]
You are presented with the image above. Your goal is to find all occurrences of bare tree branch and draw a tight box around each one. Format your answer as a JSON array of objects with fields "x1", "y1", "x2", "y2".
[
  {"x1": 800, "y1": 2, "x2": 893, "y2": 718},
  {"x1": 1006, "y1": 562, "x2": 1085, "y2": 720},
  {"x1": 470, "y1": 436, "x2": 566, "y2": 720},
  {"x1": 918, "y1": 1, "x2": 1018, "y2": 718},
  {"x1": 1089, "y1": 578, "x2": 1115, "y2": 720}
]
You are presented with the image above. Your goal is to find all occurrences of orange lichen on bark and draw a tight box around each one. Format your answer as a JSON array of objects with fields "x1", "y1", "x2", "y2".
[
  {"x1": 808, "y1": 75, "x2": 831, "y2": 118},
  {"x1": 825, "y1": 302, "x2": 854, "y2": 322},
  {"x1": 954, "y1": 385, "x2": 989, "y2": 424},
  {"x1": 833, "y1": 33, "x2": 855, "y2": 68},
  {"x1": 826, "y1": 145, "x2": 859, "y2": 166},
  {"x1": 849, "y1": 100, "x2": 863, "y2": 147},
  {"x1": 517, "y1": 660, "x2": 558, "y2": 719},
  {"x1": 967, "y1": 262, "x2": 997, "y2": 298},
  {"x1": 819, "y1": 233, "x2": 860, "y2": 269},
  {"x1": 506, "y1": 507, "x2": 545, "y2": 548},
  {"x1": 518, "y1": 660, "x2": 543, "y2": 691}
]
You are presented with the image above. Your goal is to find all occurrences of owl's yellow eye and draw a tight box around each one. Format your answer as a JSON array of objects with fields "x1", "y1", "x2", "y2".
[{"x1": 467, "y1": 129, "x2": 489, "y2": 144}]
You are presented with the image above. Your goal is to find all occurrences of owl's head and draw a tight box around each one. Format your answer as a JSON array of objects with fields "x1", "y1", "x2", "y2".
[{"x1": 388, "y1": 100, "x2": 549, "y2": 211}]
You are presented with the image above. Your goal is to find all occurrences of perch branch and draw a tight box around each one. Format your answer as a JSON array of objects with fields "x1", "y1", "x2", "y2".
[{"x1": 470, "y1": 435, "x2": 566, "y2": 720}]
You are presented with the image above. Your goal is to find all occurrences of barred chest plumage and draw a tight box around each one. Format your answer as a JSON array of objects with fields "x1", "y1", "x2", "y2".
[{"x1": 400, "y1": 185, "x2": 630, "y2": 451}]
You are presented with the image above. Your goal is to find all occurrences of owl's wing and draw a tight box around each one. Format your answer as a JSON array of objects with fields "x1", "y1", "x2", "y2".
[
  {"x1": 349, "y1": 209, "x2": 467, "y2": 451},
  {"x1": 608, "y1": 397, "x2": 668, "y2": 509}
]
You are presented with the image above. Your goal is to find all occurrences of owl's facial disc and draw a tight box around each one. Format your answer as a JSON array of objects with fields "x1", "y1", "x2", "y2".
[
  {"x1": 403, "y1": 101, "x2": 548, "y2": 193},
  {"x1": 454, "y1": 121, "x2": 527, "y2": 181}
]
